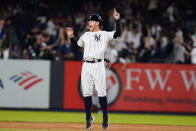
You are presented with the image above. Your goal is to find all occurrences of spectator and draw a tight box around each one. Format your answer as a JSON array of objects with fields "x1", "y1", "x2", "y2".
[
  {"x1": 139, "y1": 27, "x2": 154, "y2": 62},
  {"x1": 112, "y1": 25, "x2": 128, "y2": 52},
  {"x1": 191, "y1": 27, "x2": 196, "y2": 46},
  {"x1": 1, "y1": 43, "x2": 10, "y2": 60},
  {"x1": 138, "y1": 40, "x2": 152, "y2": 62},
  {"x1": 126, "y1": 20, "x2": 142, "y2": 49},
  {"x1": 151, "y1": 21, "x2": 162, "y2": 41},
  {"x1": 45, "y1": 17, "x2": 57, "y2": 37},
  {"x1": 171, "y1": 41, "x2": 190, "y2": 64},
  {"x1": 105, "y1": 43, "x2": 118, "y2": 68},
  {"x1": 38, "y1": 33, "x2": 55, "y2": 59},
  {"x1": 56, "y1": 28, "x2": 74, "y2": 60},
  {"x1": 174, "y1": 26, "x2": 184, "y2": 45},
  {"x1": 0, "y1": 0, "x2": 196, "y2": 65},
  {"x1": 150, "y1": 28, "x2": 169, "y2": 62},
  {"x1": 166, "y1": 2, "x2": 178, "y2": 23},
  {"x1": 10, "y1": 45, "x2": 20, "y2": 59},
  {"x1": 21, "y1": 49, "x2": 30, "y2": 59},
  {"x1": 191, "y1": 44, "x2": 196, "y2": 64},
  {"x1": 184, "y1": 38, "x2": 192, "y2": 64},
  {"x1": 0, "y1": 16, "x2": 8, "y2": 54}
]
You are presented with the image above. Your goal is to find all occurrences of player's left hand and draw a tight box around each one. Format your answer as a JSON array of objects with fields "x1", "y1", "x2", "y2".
[{"x1": 113, "y1": 8, "x2": 120, "y2": 20}]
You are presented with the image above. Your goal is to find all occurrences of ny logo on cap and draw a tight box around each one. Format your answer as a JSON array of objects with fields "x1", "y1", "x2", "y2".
[{"x1": 94, "y1": 34, "x2": 101, "y2": 42}]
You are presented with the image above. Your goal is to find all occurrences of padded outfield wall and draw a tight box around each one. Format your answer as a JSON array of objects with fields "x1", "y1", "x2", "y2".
[{"x1": 0, "y1": 60, "x2": 196, "y2": 113}]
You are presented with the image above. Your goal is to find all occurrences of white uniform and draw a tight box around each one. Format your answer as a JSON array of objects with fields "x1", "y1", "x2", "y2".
[{"x1": 78, "y1": 30, "x2": 114, "y2": 97}]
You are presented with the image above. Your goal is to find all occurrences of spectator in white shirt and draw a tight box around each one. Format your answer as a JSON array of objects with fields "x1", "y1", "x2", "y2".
[
  {"x1": 126, "y1": 20, "x2": 142, "y2": 49},
  {"x1": 151, "y1": 22, "x2": 162, "y2": 40},
  {"x1": 166, "y1": 2, "x2": 178, "y2": 23},
  {"x1": 105, "y1": 43, "x2": 118, "y2": 68},
  {"x1": 191, "y1": 45, "x2": 196, "y2": 64},
  {"x1": 175, "y1": 27, "x2": 184, "y2": 45}
]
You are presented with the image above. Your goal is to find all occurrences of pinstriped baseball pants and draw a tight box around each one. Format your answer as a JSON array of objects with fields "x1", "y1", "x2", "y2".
[{"x1": 81, "y1": 61, "x2": 106, "y2": 97}]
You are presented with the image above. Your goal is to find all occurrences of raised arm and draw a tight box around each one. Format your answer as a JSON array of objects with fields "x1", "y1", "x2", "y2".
[{"x1": 113, "y1": 8, "x2": 121, "y2": 39}]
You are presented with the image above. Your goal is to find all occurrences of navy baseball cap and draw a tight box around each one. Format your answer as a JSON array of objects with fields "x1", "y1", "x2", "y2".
[{"x1": 88, "y1": 14, "x2": 102, "y2": 22}]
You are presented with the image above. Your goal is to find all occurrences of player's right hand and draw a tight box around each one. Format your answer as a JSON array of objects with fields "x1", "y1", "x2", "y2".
[{"x1": 65, "y1": 27, "x2": 74, "y2": 38}]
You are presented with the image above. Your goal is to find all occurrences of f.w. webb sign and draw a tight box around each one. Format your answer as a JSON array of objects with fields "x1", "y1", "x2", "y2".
[
  {"x1": 64, "y1": 61, "x2": 196, "y2": 113},
  {"x1": 126, "y1": 69, "x2": 196, "y2": 92},
  {"x1": 109, "y1": 63, "x2": 196, "y2": 112}
]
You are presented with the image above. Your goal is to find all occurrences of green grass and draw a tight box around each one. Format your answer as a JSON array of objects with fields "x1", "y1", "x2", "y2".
[
  {"x1": 0, "y1": 110, "x2": 196, "y2": 126},
  {"x1": 0, "y1": 110, "x2": 86, "y2": 123}
]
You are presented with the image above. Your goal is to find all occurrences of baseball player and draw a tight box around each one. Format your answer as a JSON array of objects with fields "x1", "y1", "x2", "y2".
[{"x1": 66, "y1": 8, "x2": 121, "y2": 130}]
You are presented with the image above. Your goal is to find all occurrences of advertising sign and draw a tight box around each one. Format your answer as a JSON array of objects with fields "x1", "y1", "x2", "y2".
[
  {"x1": 64, "y1": 61, "x2": 196, "y2": 113},
  {"x1": 0, "y1": 60, "x2": 50, "y2": 109}
]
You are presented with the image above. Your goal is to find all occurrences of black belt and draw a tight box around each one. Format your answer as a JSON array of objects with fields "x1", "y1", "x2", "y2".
[{"x1": 83, "y1": 59, "x2": 102, "y2": 63}]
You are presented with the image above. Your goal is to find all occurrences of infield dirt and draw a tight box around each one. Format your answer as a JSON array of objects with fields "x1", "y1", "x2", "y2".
[{"x1": 0, "y1": 121, "x2": 196, "y2": 131}]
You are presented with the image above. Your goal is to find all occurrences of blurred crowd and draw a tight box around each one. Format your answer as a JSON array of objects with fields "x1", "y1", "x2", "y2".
[{"x1": 0, "y1": 0, "x2": 196, "y2": 65}]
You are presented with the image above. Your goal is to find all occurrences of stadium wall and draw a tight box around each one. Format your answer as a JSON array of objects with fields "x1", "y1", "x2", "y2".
[{"x1": 0, "y1": 60, "x2": 196, "y2": 113}]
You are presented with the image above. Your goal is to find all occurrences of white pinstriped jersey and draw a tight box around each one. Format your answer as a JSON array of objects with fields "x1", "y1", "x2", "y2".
[
  {"x1": 77, "y1": 30, "x2": 115, "y2": 60},
  {"x1": 78, "y1": 30, "x2": 115, "y2": 97}
]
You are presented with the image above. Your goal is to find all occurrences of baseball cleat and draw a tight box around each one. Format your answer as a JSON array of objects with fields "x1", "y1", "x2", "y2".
[
  {"x1": 86, "y1": 116, "x2": 95, "y2": 130},
  {"x1": 102, "y1": 121, "x2": 108, "y2": 130}
]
